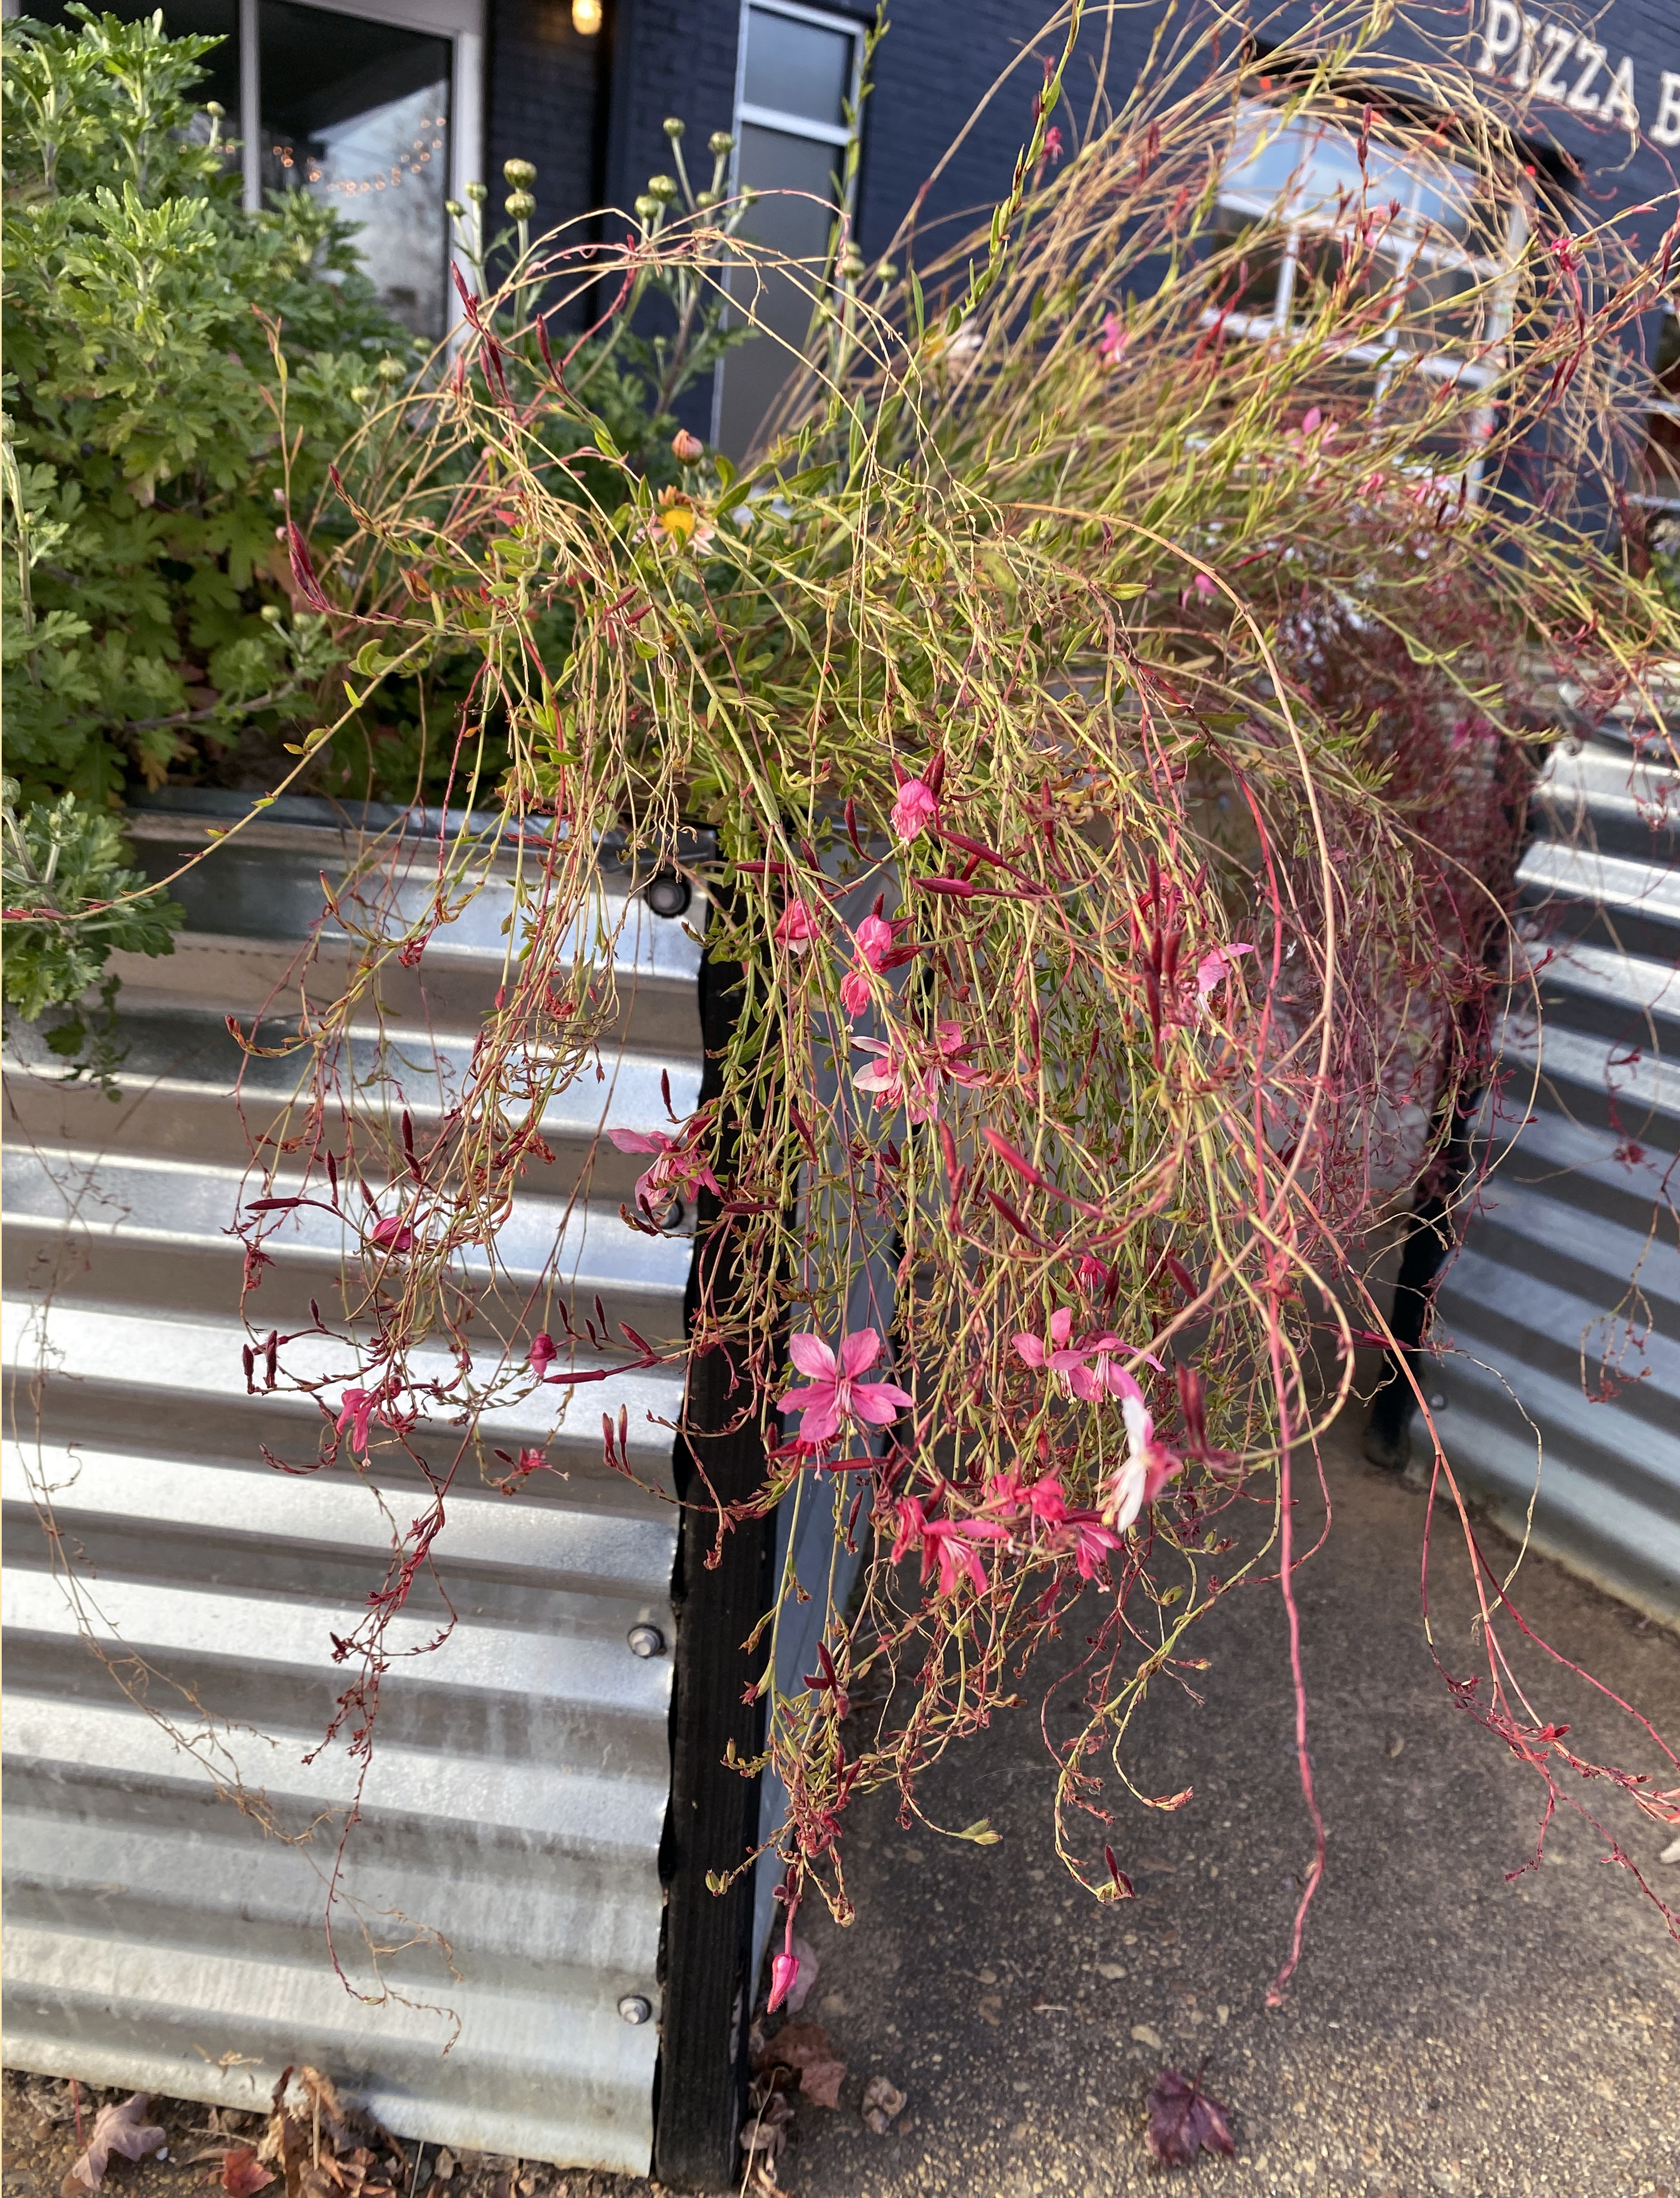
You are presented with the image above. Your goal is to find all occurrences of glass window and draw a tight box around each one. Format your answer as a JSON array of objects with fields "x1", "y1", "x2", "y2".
[
  {"x1": 1208, "y1": 100, "x2": 1525, "y2": 495},
  {"x1": 1629, "y1": 308, "x2": 1680, "y2": 543},
  {"x1": 259, "y1": 0, "x2": 452, "y2": 339},
  {"x1": 715, "y1": 0, "x2": 863, "y2": 460}
]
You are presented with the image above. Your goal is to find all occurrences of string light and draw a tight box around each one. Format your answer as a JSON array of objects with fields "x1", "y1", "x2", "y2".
[
  {"x1": 267, "y1": 114, "x2": 447, "y2": 195},
  {"x1": 572, "y1": 0, "x2": 602, "y2": 34}
]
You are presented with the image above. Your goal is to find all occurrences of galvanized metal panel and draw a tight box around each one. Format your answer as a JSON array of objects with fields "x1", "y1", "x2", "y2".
[
  {"x1": 2, "y1": 799, "x2": 712, "y2": 2171},
  {"x1": 1432, "y1": 735, "x2": 1680, "y2": 1619}
]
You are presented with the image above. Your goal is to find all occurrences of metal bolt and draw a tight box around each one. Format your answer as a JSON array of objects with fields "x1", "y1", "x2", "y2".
[
  {"x1": 644, "y1": 869, "x2": 691, "y2": 918},
  {"x1": 618, "y1": 1994, "x2": 653, "y2": 2025},
  {"x1": 627, "y1": 1624, "x2": 665, "y2": 1659}
]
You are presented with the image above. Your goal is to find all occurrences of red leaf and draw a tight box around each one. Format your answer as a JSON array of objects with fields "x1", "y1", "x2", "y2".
[
  {"x1": 1144, "y1": 2068, "x2": 1236, "y2": 2165},
  {"x1": 68, "y1": 2096, "x2": 167, "y2": 2191},
  {"x1": 220, "y1": 2151, "x2": 275, "y2": 2197}
]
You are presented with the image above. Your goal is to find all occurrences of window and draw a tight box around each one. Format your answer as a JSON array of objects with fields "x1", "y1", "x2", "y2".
[
  {"x1": 714, "y1": 0, "x2": 864, "y2": 459},
  {"x1": 1209, "y1": 101, "x2": 1527, "y2": 491},
  {"x1": 22, "y1": 0, "x2": 482, "y2": 342}
]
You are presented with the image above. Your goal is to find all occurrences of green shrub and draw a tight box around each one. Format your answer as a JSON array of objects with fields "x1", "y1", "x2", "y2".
[{"x1": 1, "y1": 3, "x2": 407, "y2": 1022}]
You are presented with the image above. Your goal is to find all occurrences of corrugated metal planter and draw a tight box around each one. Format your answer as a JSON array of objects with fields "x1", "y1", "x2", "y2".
[
  {"x1": 1, "y1": 794, "x2": 811, "y2": 2188},
  {"x1": 1431, "y1": 729, "x2": 1680, "y2": 1621}
]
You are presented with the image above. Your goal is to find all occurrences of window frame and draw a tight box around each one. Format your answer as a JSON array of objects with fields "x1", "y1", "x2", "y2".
[
  {"x1": 1206, "y1": 99, "x2": 1530, "y2": 500},
  {"x1": 235, "y1": 0, "x2": 482, "y2": 334},
  {"x1": 712, "y1": 0, "x2": 866, "y2": 447}
]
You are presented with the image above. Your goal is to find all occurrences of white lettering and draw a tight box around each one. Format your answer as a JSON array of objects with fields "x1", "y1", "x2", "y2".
[
  {"x1": 1511, "y1": 11, "x2": 1541, "y2": 90},
  {"x1": 1566, "y1": 38, "x2": 1606, "y2": 113},
  {"x1": 1475, "y1": 0, "x2": 1522, "y2": 75},
  {"x1": 1655, "y1": 70, "x2": 1680, "y2": 146},
  {"x1": 1533, "y1": 22, "x2": 1577, "y2": 102},
  {"x1": 1599, "y1": 54, "x2": 1639, "y2": 131}
]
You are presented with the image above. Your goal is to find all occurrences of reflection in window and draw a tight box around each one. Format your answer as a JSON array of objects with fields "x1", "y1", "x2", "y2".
[
  {"x1": 715, "y1": 0, "x2": 862, "y2": 460},
  {"x1": 259, "y1": 0, "x2": 452, "y2": 339},
  {"x1": 1208, "y1": 101, "x2": 1526, "y2": 492},
  {"x1": 1630, "y1": 308, "x2": 1680, "y2": 548}
]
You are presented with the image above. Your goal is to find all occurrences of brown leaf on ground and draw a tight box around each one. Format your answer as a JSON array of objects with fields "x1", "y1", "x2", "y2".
[
  {"x1": 1143, "y1": 2067, "x2": 1236, "y2": 2165},
  {"x1": 220, "y1": 2149, "x2": 276, "y2": 2196},
  {"x1": 66, "y1": 2095, "x2": 167, "y2": 2191},
  {"x1": 860, "y1": 2076, "x2": 906, "y2": 2136},
  {"x1": 757, "y1": 2022, "x2": 847, "y2": 2109}
]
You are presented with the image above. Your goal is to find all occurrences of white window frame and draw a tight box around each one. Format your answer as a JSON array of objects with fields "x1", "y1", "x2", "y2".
[
  {"x1": 1208, "y1": 100, "x2": 1529, "y2": 500},
  {"x1": 713, "y1": 0, "x2": 865, "y2": 444},
  {"x1": 235, "y1": 0, "x2": 480, "y2": 334},
  {"x1": 1625, "y1": 307, "x2": 1680, "y2": 521}
]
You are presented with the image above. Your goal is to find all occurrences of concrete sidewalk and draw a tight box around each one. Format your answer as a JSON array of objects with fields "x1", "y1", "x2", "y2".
[{"x1": 744, "y1": 1422, "x2": 1678, "y2": 2198}]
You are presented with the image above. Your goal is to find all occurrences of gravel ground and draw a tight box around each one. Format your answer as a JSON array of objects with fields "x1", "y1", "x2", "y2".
[{"x1": 4, "y1": 1421, "x2": 1675, "y2": 2198}]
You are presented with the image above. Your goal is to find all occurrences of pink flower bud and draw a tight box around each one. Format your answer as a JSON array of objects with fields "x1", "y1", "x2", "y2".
[
  {"x1": 767, "y1": 1950, "x2": 800, "y2": 2012},
  {"x1": 671, "y1": 428, "x2": 704, "y2": 463},
  {"x1": 840, "y1": 966, "x2": 872, "y2": 1018},
  {"x1": 530, "y1": 1331, "x2": 557, "y2": 1377},
  {"x1": 370, "y1": 1215, "x2": 413, "y2": 1252},
  {"x1": 890, "y1": 778, "x2": 938, "y2": 841}
]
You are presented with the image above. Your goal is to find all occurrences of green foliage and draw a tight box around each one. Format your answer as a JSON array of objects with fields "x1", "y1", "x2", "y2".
[
  {"x1": 2, "y1": 4, "x2": 408, "y2": 1022},
  {"x1": 1, "y1": 775, "x2": 182, "y2": 1069}
]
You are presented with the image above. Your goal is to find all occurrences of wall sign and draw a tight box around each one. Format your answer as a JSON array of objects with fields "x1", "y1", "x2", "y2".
[{"x1": 1474, "y1": 1, "x2": 1680, "y2": 145}]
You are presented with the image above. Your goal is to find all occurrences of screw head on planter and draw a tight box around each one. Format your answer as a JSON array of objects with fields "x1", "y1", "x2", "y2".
[
  {"x1": 627, "y1": 1624, "x2": 666, "y2": 1659},
  {"x1": 618, "y1": 1995, "x2": 653, "y2": 2025},
  {"x1": 644, "y1": 868, "x2": 691, "y2": 917}
]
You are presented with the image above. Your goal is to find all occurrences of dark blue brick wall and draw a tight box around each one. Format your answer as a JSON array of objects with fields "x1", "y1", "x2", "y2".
[
  {"x1": 486, "y1": 0, "x2": 606, "y2": 242},
  {"x1": 604, "y1": 0, "x2": 743, "y2": 216}
]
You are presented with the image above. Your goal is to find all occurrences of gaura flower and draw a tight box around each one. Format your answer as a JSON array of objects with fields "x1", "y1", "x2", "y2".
[
  {"x1": 768, "y1": 1949, "x2": 801, "y2": 2013},
  {"x1": 1195, "y1": 942, "x2": 1254, "y2": 1000},
  {"x1": 335, "y1": 1386, "x2": 378, "y2": 1455},
  {"x1": 1043, "y1": 123, "x2": 1065, "y2": 163},
  {"x1": 776, "y1": 900, "x2": 821, "y2": 954},
  {"x1": 840, "y1": 910, "x2": 896, "y2": 1018},
  {"x1": 607, "y1": 1112, "x2": 722, "y2": 1218},
  {"x1": 1097, "y1": 310, "x2": 1128, "y2": 363},
  {"x1": 529, "y1": 1331, "x2": 557, "y2": 1378},
  {"x1": 890, "y1": 1493, "x2": 930, "y2": 1565},
  {"x1": 779, "y1": 1327, "x2": 913, "y2": 1447},
  {"x1": 1058, "y1": 1510, "x2": 1125, "y2": 1580},
  {"x1": 921, "y1": 1515, "x2": 1011, "y2": 1597},
  {"x1": 853, "y1": 1021, "x2": 982, "y2": 1124},
  {"x1": 1015, "y1": 1310, "x2": 1163, "y2": 1398},
  {"x1": 646, "y1": 486, "x2": 715, "y2": 553},
  {"x1": 1105, "y1": 1370, "x2": 1184, "y2": 1531},
  {"x1": 890, "y1": 776, "x2": 939, "y2": 841},
  {"x1": 369, "y1": 1214, "x2": 413, "y2": 1253}
]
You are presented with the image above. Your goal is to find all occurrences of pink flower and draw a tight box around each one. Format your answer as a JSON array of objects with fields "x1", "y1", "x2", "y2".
[
  {"x1": 515, "y1": 1447, "x2": 548, "y2": 1475},
  {"x1": 1016, "y1": 1310, "x2": 1163, "y2": 1398},
  {"x1": 1097, "y1": 310, "x2": 1128, "y2": 363},
  {"x1": 1043, "y1": 124, "x2": 1065, "y2": 163},
  {"x1": 1013, "y1": 1304, "x2": 1076, "y2": 1370},
  {"x1": 890, "y1": 777, "x2": 939, "y2": 841},
  {"x1": 608, "y1": 1113, "x2": 722, "y2": 1217},
  {"x1": 1193, "y1": 572, "x2": 1217, "y2": 600},
  {"x1": 335, "y1": 1387, "x2": 377, "y2": 1455},
  {"x1": 529, "y1": 1331, "x2": 557, "y2": 1378},
  {"x1": 921, "y1": 1515, "x2": 1011, "y2": 1597},
  {"x1": 779, "y1": 1328, "x2": 913, "y2": 1447},
  {"x1": 768, "y1": 1950, "x2": 801, "y2": 2012},
  {"x1": 776, "y1": 900, "x2": 820, "y2": 953},
  {"x1": 854, "y1": 1021, "x2": 982, "y2": 1124},
  {"x1": 1060, "y1": 1510, "x2": 1124, "y2": 1579},
  {"x1": 840, "y1": 911, "x2": 892, "y2": 1018},
  {"x1": 856, "y1": 911, "x2": 894, "y2": 971},
  {"x1": 370, "y1": 1214, "x2": 413, "y2": 1253},
  {"x1": 891, "y1": 1493, "x2": 929, "y2": 1565},
  {"x1": 1074, "y1": 1253, "x2": 1111, "y2": 1294},
  {"x1": 1105, "y1": 1372, "x2": 1184, "y2": 1530},
  {"x1": 1195, "y1": 942, "x2": 1254, "y2": 999},
  {"x1": 1027, "y1": 1474, "x2": 1070, "y2": 1528}
]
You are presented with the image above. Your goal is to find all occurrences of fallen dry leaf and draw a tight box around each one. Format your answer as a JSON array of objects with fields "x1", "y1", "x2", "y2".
[
  {"x1": 1144, "y1": 2067, "x2": 1236, "y2": 2166},
  {"x1": 977, "y1": 1994, "x2": 1003, "y2": 2027},
  {"x1": 860, "y1": 2076, "x2": 905, "y2": 2136},
  {"x1": 67, "y1": 2095, "x2": 167, "y2": 2191},
  {"x1": 220, "y1": 2150, "x2": 275, "y2": 2197},
  {"x1": 759, "y1": 2021, "x2": 847, "y2": 2109}
]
